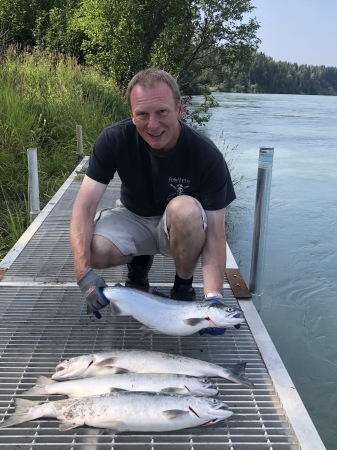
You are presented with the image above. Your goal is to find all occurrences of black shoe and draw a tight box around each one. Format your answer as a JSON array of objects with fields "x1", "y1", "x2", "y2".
[
  {"x1": 170, "y1": 285, "x2": 196, "y2": 301},
  {"x1": 125, "y1": 255, "x2": 154, "y2": 291}
]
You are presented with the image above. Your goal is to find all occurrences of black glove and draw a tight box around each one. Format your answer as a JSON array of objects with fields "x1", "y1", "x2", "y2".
[{"x1": 77, "y1": 268, "x2": 109, "y2": 319}]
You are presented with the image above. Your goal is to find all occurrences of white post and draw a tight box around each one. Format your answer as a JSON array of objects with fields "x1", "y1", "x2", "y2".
[{"x1": 27, "y1": 148, "x2": 40, "y2": 222}]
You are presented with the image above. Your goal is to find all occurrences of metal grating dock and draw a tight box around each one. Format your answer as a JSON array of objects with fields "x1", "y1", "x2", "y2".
[{"x1": 0, "y1": 159, "x2": 325, "y2": 449}]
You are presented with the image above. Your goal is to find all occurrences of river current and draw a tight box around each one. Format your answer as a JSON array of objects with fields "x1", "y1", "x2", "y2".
[{"x1": 201, "y1": 93, "x2": 337, "y2": 449}]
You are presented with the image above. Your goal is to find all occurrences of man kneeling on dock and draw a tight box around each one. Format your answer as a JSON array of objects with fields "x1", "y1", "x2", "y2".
[{"x1": 69, "y1": 68, "x2": 236, "y2": 319}]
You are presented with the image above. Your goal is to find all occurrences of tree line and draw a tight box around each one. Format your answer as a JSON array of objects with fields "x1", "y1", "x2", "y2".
[
  {"x1": 2, "y1": 2, "x2": 334, "y2": 96},
  {"x1": 0, "y1": 0, "x2": 259, "y2": 92},
  {"x1": 207, "y1": 52, "x2": 337, "y2": 95}
]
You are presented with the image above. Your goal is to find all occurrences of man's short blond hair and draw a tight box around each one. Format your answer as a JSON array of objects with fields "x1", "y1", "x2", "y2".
[{"x1": 126, "y1": 68, "x2": 181, "y2": 110}]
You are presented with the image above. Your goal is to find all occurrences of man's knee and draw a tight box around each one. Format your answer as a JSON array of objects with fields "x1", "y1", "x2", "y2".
[{"x1": 166, "y1": 196, "x2": 205, "y2": 229}]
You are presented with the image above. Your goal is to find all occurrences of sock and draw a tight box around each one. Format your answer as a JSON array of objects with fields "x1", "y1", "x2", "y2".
[{"x1": 173, "y1": 273, "x2": 193, "y2": 291}]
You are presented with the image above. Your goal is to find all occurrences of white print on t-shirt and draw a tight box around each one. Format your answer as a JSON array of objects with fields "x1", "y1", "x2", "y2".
[{"x1": 168, "y1": 177, "x2": 190, "y2": 199}]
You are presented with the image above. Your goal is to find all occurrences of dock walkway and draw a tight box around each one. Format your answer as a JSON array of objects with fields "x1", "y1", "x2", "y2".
[{"x1": 0, "y1": 158, "x2": 325, "y2": 449}]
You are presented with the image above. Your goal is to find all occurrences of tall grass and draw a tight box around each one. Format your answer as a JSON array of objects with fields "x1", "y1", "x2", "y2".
[{"x1": 0, "y1": 47, "x2": 129, "y2": 259}]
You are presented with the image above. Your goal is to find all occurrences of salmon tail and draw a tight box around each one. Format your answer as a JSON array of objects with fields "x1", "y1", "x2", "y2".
[
  {"x1": 140, "y1": 325, "x2": 160, "y2": 339},
  {"x1": 222, "y1": 362, "x2": 255, "y2": 389},
  {"x1": 0, "y1": 398, "x2": 40, "y2": 428},
  {"x1": 23, "y1": 376, "x2": 55, "y2": 396}
]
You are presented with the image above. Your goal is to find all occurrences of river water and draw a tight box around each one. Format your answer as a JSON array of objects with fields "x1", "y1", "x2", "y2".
[{"x1": 202, "y1": 93, "x2": 337, "y2": 449}]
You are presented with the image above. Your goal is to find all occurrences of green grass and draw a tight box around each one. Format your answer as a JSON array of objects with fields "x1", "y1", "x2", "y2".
[{"x1": 0, "y1": 47, "x2": 129, "y2": 259}]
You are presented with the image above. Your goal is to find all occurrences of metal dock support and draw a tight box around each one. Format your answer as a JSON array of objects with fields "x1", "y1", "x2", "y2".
[
  {"x1": 249, "y1": 147, "x2": 274, "y2": 296},
  {"x1": 0, "y1": 158, "x2": 325, "y2": 449}
]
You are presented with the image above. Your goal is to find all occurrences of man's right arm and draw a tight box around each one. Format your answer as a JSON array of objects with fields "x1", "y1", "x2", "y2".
[{"x1": 69, "y1": 175, "x2": 107, "y2": 280}]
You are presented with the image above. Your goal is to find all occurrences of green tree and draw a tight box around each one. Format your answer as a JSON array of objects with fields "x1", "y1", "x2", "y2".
[
  {"x1": 37, "y1": 2, "x2": 84, "y2": 60},
  {"x1": 0, "y1": 0, "x2": 81, "y2": 48},
  {"x1": 72, "y1": 0, "x2": 195, "y2": 88},
  {"x1": 217, "y1": 52, "x2": 337, "y2": 95},
  {"x1": 0, "y1": 0, "x2": 39, "y2": 43},
  {"x1": 177, "y1": 0, "x2": 259, "y2": 90},
  {"x1": 1, "y1": 0, "x2": 259, "y2": 92},
  {"x1": 72, "y1": 0, "x2": 259, "y2": 90}
]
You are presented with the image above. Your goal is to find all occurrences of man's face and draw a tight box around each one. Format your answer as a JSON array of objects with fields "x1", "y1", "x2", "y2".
[{"x1": 130, "y1": 82, "x2": 183, "y2": 152}]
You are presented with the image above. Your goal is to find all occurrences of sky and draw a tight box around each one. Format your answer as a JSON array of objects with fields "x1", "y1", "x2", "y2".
[{"x1": 250, "y1": 0, "x2": 337, "y2": 67}]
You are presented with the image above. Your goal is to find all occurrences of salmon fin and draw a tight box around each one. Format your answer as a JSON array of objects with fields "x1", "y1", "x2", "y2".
[
  {"x1": 109, "y1": 387, "x2": 127, "y2": 393},
  {"x1": 0, "y1": 398, "x2": 39, "y2": 428},
  {"x1": 162, "y1": 409, "x2": 189, "y2": 420},
  {"x1": 36, "y1": 375, "x2": 55, "y2": 386},
  {"x1": 140, "y1": 326, "x2": 160, "y2": 338},
  {"x1": 95, "y1": 357, "x2": 117, "y2": 367},
  {"x1": 59, "y1": 419, "x2": 79, "y2": 431},
  {"x1": 23, "y1": 376, "x2": 55, "y2": 396},
  {"x1": 160, "y1": 387, "x2": 186, "y2": 394},
  {"x1": 113, "y1": 367, "x2": 130, "y2": 374},
  {"x1": 183, "y1": 318, "x2": 205, "y2": 326}
]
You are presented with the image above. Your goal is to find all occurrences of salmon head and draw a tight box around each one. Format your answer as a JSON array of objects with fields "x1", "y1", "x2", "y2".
[{"x1": 206, "y1": 301, "x2": 244, "y2": 328}]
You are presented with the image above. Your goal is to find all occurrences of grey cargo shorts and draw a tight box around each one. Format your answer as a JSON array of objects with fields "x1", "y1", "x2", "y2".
[{"x1": 93, "y1": 200, "x2": 207, "y2": 257}]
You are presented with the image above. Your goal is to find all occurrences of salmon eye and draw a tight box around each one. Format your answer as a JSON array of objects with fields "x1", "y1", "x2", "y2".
[{"x1": 226, "y1": 306, "x2": 234, "y2": 312}]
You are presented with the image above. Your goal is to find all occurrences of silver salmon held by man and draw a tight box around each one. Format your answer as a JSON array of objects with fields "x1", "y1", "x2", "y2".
[
  {"x1": 0, "y1": 392, "x2": 233, "y2": 432},
  {"x1": 51, "y1": 349, "x2": 254, "y2": 389},
  {"x1": 23, "y1": 373, "x2": 219, "y2": 397},
  {"x1": 103, "y1": 285, "x2": 245, "y2": 336}
]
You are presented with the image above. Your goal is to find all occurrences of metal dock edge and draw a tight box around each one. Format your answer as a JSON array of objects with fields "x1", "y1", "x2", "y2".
[{"x1": 0, "y1": 158, "x2": 325, "y2": 449}]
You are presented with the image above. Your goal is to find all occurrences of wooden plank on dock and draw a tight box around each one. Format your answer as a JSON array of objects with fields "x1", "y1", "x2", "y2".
[{"x1": 226, "y1": 268, "x2": 252, "y2": 299}]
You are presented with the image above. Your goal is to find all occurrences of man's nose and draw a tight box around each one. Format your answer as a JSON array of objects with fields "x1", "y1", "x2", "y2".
[{"x1": 147, "y1": 113, "x2": 160, "y2": 129}]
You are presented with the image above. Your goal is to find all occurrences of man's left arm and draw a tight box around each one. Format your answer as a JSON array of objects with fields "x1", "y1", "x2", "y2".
[{"x1": 201, "y1": 208, "x2": 227, "y2": 295}]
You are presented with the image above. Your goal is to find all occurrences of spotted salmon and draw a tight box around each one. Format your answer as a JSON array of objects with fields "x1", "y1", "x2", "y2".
[
  {"x1": 23, "y1": 373, "x2": 219, "y2": 397},
  {"x1": 0, "y1": 392, "x2": 233, "y2": 432},
  {"x1": 51, "y1": 349, "x2": 254, "y2": 389}
]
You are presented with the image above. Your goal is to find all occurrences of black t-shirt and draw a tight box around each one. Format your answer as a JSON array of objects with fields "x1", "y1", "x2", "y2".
[{"x1": 86, "y1": 118, "x2": 236, "y2": 217}]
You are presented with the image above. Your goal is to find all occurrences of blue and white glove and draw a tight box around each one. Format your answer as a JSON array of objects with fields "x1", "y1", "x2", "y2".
[
  {"x1": 199, "y1": 326, "x2": 227, "y2": 336},
  {"x1": 77, "y1": 268, "x2": 109, "y2": 319}
]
